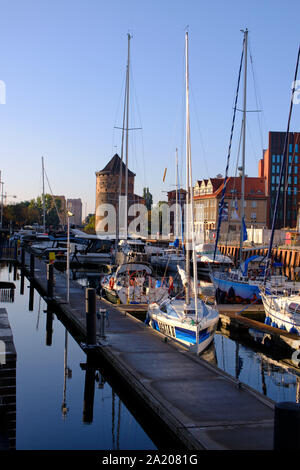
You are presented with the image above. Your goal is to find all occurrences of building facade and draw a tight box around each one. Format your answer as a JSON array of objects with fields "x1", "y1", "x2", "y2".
[
  {"x1": 258, "y1": 131, "x2": 300, "y2": 229},
  {"x1": 67, "y1": 198, "x2": 82, "y2": 226},
  {"x1": 193, "y1": 176, "x2": 268, "y2": 241}
]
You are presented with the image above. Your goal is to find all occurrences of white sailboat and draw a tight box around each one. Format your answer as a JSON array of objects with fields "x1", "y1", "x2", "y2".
[
  {"x1": 259, "y1": 46, "x2": 300, "y2": 335},
  {"x1": 146, "y1": 31, "x2": 219, "y2": 354}
]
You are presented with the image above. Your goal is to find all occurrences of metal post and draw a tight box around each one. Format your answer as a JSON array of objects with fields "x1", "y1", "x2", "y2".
[
  {"x1": 47, "y1": 263, "x2": 54, "y2": 298},
  {"x1": 30, "y1": 253, "x2": 35, "y2": 279},
  {"x1": 98, "y1": 308, "x2": 106, "y2": 339},
  {"x1": 46, "y1": 310, "x2": 53, "y2": 346},
  {"x1": 85, "y1": 288, "x2": 97, "y2": 346},
  {"x1": 274, "y1": 401, "x2": 300, "y2": 450},
  {"x1": 21, "y1": 246, "x2": 25, "y2": 267}
]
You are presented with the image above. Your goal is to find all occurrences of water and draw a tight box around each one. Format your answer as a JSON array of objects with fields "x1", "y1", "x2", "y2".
[{"x1": 1, "y1": 262, "x2": 300, "y2": 450}]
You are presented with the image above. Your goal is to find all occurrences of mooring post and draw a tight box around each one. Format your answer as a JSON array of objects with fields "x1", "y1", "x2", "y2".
[
  {"x1": 98, "y1": 308, "x2": 107, "y2": 339},
  {"x1": 30, "y1": 253, "x2": 35, "y2": 279},
  {"x1": 85, "y1": 288, "x2": 97, "y2": 346},
  {"x1": 21, "y1": 246, "x2": 25, "y2": 267},
  {"x1": 47, "y1": 263, "x2": 54, "y2": 298},
  {"x1": 274, "y1": 402, "x2": 300, "y2": 450}
]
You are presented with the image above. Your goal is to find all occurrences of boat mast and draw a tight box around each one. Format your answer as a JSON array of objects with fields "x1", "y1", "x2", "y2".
[
  {"x1": 175, "y1": 148, "x2": 179, "y2": 239},
  {"x1": 42, "y1": 156, "x2": 46, "y2": 231},
  {"x1": 124, "y1": 33, "x2": 131, "y2": 240},
  {"x1": 239, "y1": 28, "x2": 248, "y2": 268},
  {"x1": 185, "y1": 31, "x2": 191, "y2": 305}
]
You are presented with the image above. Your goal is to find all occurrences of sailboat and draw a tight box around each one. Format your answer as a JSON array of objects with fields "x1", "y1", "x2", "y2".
[
  {"x1": 146, "y1": 31, "x2": 219, "y2": 354},
  {"x1": 102, "y1": 34, "x2": 168, "y2": 305},
  {"x1": 210, "y1": 29, "x2": 268, "y2": 303},
  {"x1": 259, "y1": 46, "x2": 300, "y2": 335}
]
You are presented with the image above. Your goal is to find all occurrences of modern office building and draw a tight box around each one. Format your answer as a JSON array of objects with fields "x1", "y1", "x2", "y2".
[{"x1": 258, "y1": 131, "x2": 300, "y2": 229}]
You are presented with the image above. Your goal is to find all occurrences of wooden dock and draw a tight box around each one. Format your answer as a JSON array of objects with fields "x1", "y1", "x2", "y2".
[{"x1": 13, "y1": 248, "x2": 278, "y2": 450}]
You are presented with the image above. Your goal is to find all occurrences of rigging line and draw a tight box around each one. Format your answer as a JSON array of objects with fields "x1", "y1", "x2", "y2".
[
  {"x1": 224, "y1": 119, "x2": 243, "y2": 247},
  {"x1": 43, "y1": 166, "x2": 63, "y2": 226},
  {"x1": 264, "y1": 45, "x2": 300, "y2": 282},
  {"x1": 248, "y1": 37, "x2": 267, "y2": 150},
  {"x1": 213, "y1": 36, "x2": 245, "y2": 261},
  {"x1": 129, "y1": 63, "x2": 146, "y2": 187},
  {"x1": 111, "y1": 69, "x2": 127, "y2": 157},
  {"x1": 190, "y1": 85, "x2": 210, "y2": 180}
]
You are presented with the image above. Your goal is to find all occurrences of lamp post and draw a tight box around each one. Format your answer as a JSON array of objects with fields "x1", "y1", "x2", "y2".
[{"x1": 66, "y1": 210, "x2": 74, "y2": 303}]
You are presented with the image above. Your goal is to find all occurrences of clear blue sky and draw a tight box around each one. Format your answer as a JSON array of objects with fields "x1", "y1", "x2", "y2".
[{"x1": 0, "y1": 0, "x2": 299, "y2": 217}]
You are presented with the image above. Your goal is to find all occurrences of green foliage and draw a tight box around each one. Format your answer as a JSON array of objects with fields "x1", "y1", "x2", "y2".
[{"x1": 2, "y1": 194, "x2": 63, "y2": 228}]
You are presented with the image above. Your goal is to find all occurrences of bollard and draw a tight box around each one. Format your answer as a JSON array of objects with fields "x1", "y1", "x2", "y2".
[
  {"x1": 274, "y1": 402, "x2": 300, "y2": 450},
  {"x1": 98, "y1": 308, "x2": 107, "y2": 339},
  {"x1": 85, "y1": 288, "x2": 97, "y2": 346},
  {"x1": 30, "y1": 253, "x2": 35, "y2": 279},
  {"x1": 21, "y1": 247, "x2": 25, "y2": 267},
  {"x1": 47, "y1": 263, "x2": 54, "y2": 298}
]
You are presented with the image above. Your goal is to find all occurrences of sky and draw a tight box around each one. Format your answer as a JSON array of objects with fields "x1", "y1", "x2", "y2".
[{"x1": 0, "y1": 0, "x2": 299, "y2": 217}]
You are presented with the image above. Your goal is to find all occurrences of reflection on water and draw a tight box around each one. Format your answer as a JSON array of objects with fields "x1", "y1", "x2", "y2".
[
  {"x1": 210, "y1": 333, "x2": 300, "y2": 404},
  {"x1": 0, "y1": 263, "x2": 156, "y2": 450}
]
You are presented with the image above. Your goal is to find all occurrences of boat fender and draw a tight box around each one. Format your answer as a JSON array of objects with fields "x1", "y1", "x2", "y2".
[
  {"x1": 168, "y1": 276, "x2": 174, "y2": 293},
  {"x1": 109, "y1": 277, "x2": 115, "y2": 289}
]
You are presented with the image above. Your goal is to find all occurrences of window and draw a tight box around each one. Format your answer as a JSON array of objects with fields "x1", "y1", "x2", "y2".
[
  {"x1": 288, "y1": 187, "x2": 291, "y2": 195},
  {"x1": 289, "y1": 154, "x2": 292, "y2": 163},
  {"x1": 295, "y1": 176, "x2": 298, "y2": 185},
  {"x1": 251, "y1": 201, "x2": 257, "y2": 208},
  {"x1": 288, "y1": 176, "x2": 291, "y2": 184},
  {"x1": 295, "y1": 155, "x2": 298, "y2": 163},
  {"x1": 250, "y1": 212, "x2": 256, "y2": 220},
  {"x1": 276, "y1": 176, "x2": 280, "y2": 184},
  {"x1": 294, "y1": 187, "x2": 297, "y2": 195},
  {"x1": 289, "y1": 144, "x2": 293, "y2": 153},
  {"x1": 277, "y1": 155, "x2": 280, "y2": 163},
  {"x1": 277, "y1": 165, "x2": 280, "y2": 173},
  {"x1": 295, "y1": 166, "x2": 298, "y2": 174}
]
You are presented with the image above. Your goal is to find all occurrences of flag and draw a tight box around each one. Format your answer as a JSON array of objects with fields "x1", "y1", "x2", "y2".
[{"x1": 242, "y1": 217, "x2": 248, "y2": 241}]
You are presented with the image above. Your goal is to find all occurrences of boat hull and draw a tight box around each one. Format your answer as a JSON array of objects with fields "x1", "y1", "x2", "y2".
[
  {"x1": 146, "y1": 308, "x2": 219, "y2": 354},
  {"x1": 260, "y1": 291, "x2": 300, "y2": 335},
  {"x1": 210, "y1": 272, "x2": 261, "y2": 303}
]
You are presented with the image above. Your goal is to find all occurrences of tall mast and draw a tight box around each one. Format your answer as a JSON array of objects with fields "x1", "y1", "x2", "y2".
[
  {"x1": 239, "y1": 28, "x2": 248, "y2": 268},
  {"x1": 42, "y1": 156, "x2": 46, "y2": 231},
  {"x1": 124, "y1": 33, "x2": 131, "y2": 240},
  {"x1": 185, "y1": 31, "x2": 190, "y2": 305},
  {"x1": 115, "y1": 59, "x2": 127, "y2": 249}
]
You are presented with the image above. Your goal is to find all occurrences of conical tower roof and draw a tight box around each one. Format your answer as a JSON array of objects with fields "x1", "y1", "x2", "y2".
[{"x1": 96, "y1": 154, "x2": 135, "y2": 177}]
